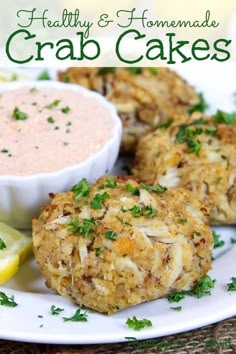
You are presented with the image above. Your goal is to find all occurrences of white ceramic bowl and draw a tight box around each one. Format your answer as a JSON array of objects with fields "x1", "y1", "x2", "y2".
[{"x1": 0, "y1": 81, "x2": 122, "y2": 229}]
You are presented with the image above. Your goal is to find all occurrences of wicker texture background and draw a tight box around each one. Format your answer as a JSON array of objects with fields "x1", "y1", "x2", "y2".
[{"x1": 0, "y1": 316, "x2": 235, "y2": 354}]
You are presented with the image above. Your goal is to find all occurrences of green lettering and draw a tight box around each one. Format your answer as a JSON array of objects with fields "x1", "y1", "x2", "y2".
[
  {"x1": 6, "y1": 29, "x2": 35, "y2": 64},
  {"x1": 116, "y1": 29, "x2": 144, "y2": 64},
  {"x1": 211, "y1": 39, "x2": 231, "y2": 62},
  {"x1": 146, "y1": 39, "x2": 167, "y2": 61},
  {"x1": 167, "y1": 33, "x2": 191, "y2": 64},
  {"x1": 36, "y1": 41, "x2": 54, "y2": 61},
  {"x1": 77, "y1": 32, "x2": 100, "y2": 60},
  {"x1": 56, "y1": 39, "x2": 76, "y2": 60},
  {"x1": 192, "y1": 39, "x2": 210, "y2": 60}
]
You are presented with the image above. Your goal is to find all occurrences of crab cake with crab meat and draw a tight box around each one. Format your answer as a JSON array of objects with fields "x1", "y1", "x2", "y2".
[
  {"x1": 58, "y1": 67, "x2": 200, "y2": 153},
  {"x1": 132, "y1": 111, "x2": 236, "y2": 225},
  {"x1": 32, "y1": 175, "x2": 213, "y2": 315}
]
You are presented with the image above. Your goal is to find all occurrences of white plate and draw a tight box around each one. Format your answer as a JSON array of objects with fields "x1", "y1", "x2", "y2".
[{"x1": 0, "y1": 65, "x2": 236, "y2": 344}]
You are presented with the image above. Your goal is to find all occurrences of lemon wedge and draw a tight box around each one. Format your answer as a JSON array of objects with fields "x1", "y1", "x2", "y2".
[{"x1": 0, "y1": 222, "x2": 32, "y2": 284}]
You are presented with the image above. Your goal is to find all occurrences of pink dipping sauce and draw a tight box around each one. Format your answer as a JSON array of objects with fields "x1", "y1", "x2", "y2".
[{"x1": 0, "y1": 87, "x2": 114, "y2": 175}]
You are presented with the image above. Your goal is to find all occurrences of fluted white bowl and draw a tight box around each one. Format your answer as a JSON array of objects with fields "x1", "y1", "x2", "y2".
[{"x1": 0, "y1": 81, "x2": 122, "y2": 229}]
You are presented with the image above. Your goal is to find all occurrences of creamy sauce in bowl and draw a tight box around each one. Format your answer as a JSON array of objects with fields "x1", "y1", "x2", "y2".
[{"x1": 0, "y1": 84, "x2": 115, "y2": 175}]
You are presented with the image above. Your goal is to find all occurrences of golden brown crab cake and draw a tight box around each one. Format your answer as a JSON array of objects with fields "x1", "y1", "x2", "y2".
[
  {"x1": 132, "y1": 111, "x2": 236, "y2": 225},
  {"x1": 32, "y1": 175, "x2": 213, "y2": 315},
  {"x1": 58, "y1": 67, "x2": 200, "y2": 153}
]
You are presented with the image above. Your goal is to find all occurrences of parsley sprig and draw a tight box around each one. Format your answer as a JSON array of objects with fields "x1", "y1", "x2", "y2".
[
  {"x1": 67, "y1": 217, "x2": 97, "y2": 237},
  {"x1": 212, "y1": 230, "x2": 225, "y2": 249},
  {"x1": 0, "y1": 238, "x2": 6, "y2": 250},
  {"x1": 63, "y1": 307, "x2": 88, "y2": 322},
  {"x1": 121, "y1": 205, "x2": 157, "y2": 218},
  {"x1": 213, "y1": 110, "x2": 236, "y2": 125},
  {"x1": 126, "y1": 316, "x2": 152, "y2": 331},
  {"x1": 98, "y1": 177, "x2": 117, "y2": 189},
  {"x1": 90, "y1": 192, "x2": 110, "y2": 209},
  {"x1": 13, "y1": 107, "x2": 28, "y2": 120},
  {"x1": 0, "y1": 292, "x2": 18, "y2": 307},
  {"x1": 167, "y1": 275, "x2": 215, "y2": 302},
  {"x1": 50, "y1": 305, "x2": 64, "y2": 315},
  {"x1": 140, "y1": 182, "x2": 167, "y2": 194},
  {"x1": 71, "y1": 178, "x2": 90, "y2": 201},
  {"x1": 188, "y1": 93, "x2": 209, "y2": 114},
  {"x1": 227, "y1": 277, "x2": 236, "y2": 291}
]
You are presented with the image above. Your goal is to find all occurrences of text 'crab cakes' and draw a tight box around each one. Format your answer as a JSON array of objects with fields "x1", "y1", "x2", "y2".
[
  {"x1": 132, "y1": 111, "x2": 236, "y2": 225},
  {"x1": 58, "y1": 67, "x2": 200, "y2": 153},
  {"x1": 32, "y1": 176, "x2": 213, "y2": 315}
]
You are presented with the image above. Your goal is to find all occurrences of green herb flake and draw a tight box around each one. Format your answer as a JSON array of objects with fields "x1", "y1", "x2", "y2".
[
  {"x1": 13, "y1": 107, "x2": 28, "y2": 120},
  {"x1": 63, "y1": 76, "x2": 71, "y2": 83},
  {"x1": 67, "y1": 217, "x2": 97, "y2": 238},
  {"x1": 105, "y1": 177, "x2": 117, "y2": 188},
  {"x1": 10, "y1": 73, "x2": 18, "y2": 81},
  {"x1": 63, "y1": 307, "x2": 88, "y2": 322},
  {"x1": 95, "y1": 247, "x2": 101, "y2": 256},
  {"x1": 0, "y1": 238, "x2": 6, "y2": 250},
  {"x1": 37, "y1": 70, "x2": 51, "y2": 80},
  {"x1": 190, "y1": 275, "x2": 215, "y2": 298},
  {"x1": 105, "y1": 230, "x2": 117, "y2": 241},
  {"x1": 213, "y1": 110, "x2": 236, "y2": 125},
  {"x1": 188, "y1": 93, "x2": 209, "y2": 114},
  {"x1": 212, "y1": 230, "x2": 225, "y2": 249},
  {"x1": 205, "y1": 127, "x2": 217, "y2": 136},
  {"x1": 170, "y1": 306, "x2": 182, "y2": 311},
  {"x1": 47, "y1": 116, "x2": 55, "y2": 124},
  {"x1": 61, "y1": 106, "x2": 70, "y2": 114},
  {"x1": 127, "y1": 67, "x2": 142, "y2": 74},
  {"x1": 231, "y1": 238, "x2": 236, "y2": 244},
  {"x1": 140, "y1": 182, "x2": 168, "y2": 194},
  {"x1": 126, "y1": 316, "x2": 152, "y2": 331},
  {"x1": 97, "y1": 67, "x2": 115, "y2": 76},
  {"x1": 227, "y1": 277, "x2": 236, "y2": 291},
  {"x1": 44, "y1": 99, "x2": 61, "y2": 109},
  {"x1": 115, "y1": 216, "x2": 132, "y2": 226},
  {"x1": 125, "y1": 183, "x2": 140, "y2": 196},
  {"x1": 30, "y1": 87, "x2": 38, "y2": 93},
  {"x1": 50, "y1": 305, "x2": 64, "y2": 315},
  {"x1": 187, "y1": 139, "x2": 202, "y2": 155},
  {"x1": 179, "y1": 218, "x2": 188, "y2": 224},
  {"x1": 194, "y1": 231, "x2": 201, "y2": 237},
  {"x1": 159, "y1": 118, "x2": 173, "y2": 129},
  {"x1": 0, "y1": 292, "x2": 18, "y2": 307},
  {"x1": 71, "y1": 178, "x2": 90, "y2": 201},
  {"x1": 167, "y1": 293, "x2": 186, "y2": 303},
  {"x1": 1, "y1": 149, "x2": 8, "y2": 153},
  {"x1": 148, "y1": 67, "x2": 158, "y2": 75},
  {"x1": 216, "y1": 177, "x2": 222, "y2": 185},
  {"x1": 90, "y1": 192, "x2": 110, "y2": 209},
  {"x1": 38, "y1": 315, "x2": 43, "y2": 318}
]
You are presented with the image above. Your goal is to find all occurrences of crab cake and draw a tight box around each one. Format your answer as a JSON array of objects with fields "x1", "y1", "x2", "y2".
[
  {"x1": 132, "y1": 111, "x2": 236, "y2": 225},
  {"x1": 58, "y1": 67, "x2": 200, "y2": 153},
  {"x1": 32, "y1": 175, "x2": 212, "y2": 315}
]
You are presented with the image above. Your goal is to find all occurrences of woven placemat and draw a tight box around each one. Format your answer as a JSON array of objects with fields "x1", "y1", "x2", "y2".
[{"x1": 0, "y1": 316, "x2": 235, "y2": 354}]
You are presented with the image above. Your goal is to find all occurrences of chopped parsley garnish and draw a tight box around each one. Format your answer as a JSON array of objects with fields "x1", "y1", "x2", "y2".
[
  {"x1": 97, "y1": 67, "x2": 115, "y2": 76},
  {"x1": 205, "y1": 127, "x2": 217, "y2": 136},
  {"x1": 63, "y1": 75, "x2": 71, "y2": 83},
  {"x1": 90, "y1": 192, "x2": 110, "y2": 209},
  {"x1": 125, "y1": 183, "x2": 140, "y2": 195},
  {"x1": 13, "y1": 107, "x2": 28, "y2": 120},
  {"x1": 159, "y1": 118, "x2": 173, "y2": 129},
  {"x1": 167, "y1": 293, "x2": 186, "y2": 303},
  {"x1": 188, "y1": 93, "x2": 209, "y2": 114},
  {"x1": 47, "y1": 116, "x2": 55, "y2": 124},
  {"x1": 67, "y1": 217, "x2": 97, "y2": 238},
  {"x1": 115, "y1": 216, "x2": 132, "y2": 226},
  {"x1": 0, "y1": 292, "x2": 18, "y2": 307},
  {"x1": 37, "y1": 70, "x2": 51, "y2": 80},
  {"x1": 216, "y1": 177, "x2": 222, "y2": 185},
  {"x1": 170, "y1": 306, "x2": 182, "y2": 311},
  {"x1": 127, "y1": 67, "x2": 142, "y2": 74},
  {"x1": 105, "y1": 230, "x2": 118, "y2": 241},
  {"x1": 121, "y1": 205, "x2": 157, "y2": 218},
  {"x1": 63, "y1": 307, "x2": 88, "y2": 322},
  {"x1": 187, "y1": 139, "x2": 202, "y2": 155},
  {"x1": 212, "y1": 230, "x2": 225, "y2": 249},
  {"x1": 179, "y1": 218, "x2": 188, "y2": 224},
  {"x1": 61, "y1": 106, "x2": 70, "y2": 114},
  {"x1": 50, "y1": 305, "x2": 64, "y2": 315},
  {"x1": 99, "y1": 177, "x2": 117, "y2": 189},
  {"x1": 227, "y1": 277, "x2": 236, "y2": 291},
  {"x1": 213, "y1": 110, "x2": 236, "y2": 125},
  {"x1": 71, "y1": 178, "x2": 90, "y2": 201},
  {"x1": 231, "y1": 238, "x2": 236, "y2": 244},
  {"x1": 1, "y1": 149, "x2": 8, "y2": 153},
  {"x1": 44, "y1": 99, "x2": 61, "y2": 109},
  {"x1": 126, "y1": 316, "x2": 152, "y2": 331},
  {"x1": 95, "y1": 247, "x2": 102, "y2": 256},
  {"x1": 0, "y1": 238, "x2": 6, "y2": 250},
  {"x1": 140, "y1": 182, "x2": 168, "y2": 194},
  {"x1": 148, "y1": 67, "x2": 158, "y2": 75},
  {"x1": 167, "y1": 275, "x2": 215, "y2": 302},
  {"x1": 194, "y1": 231, "x2": 201, "y2": 237}
]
